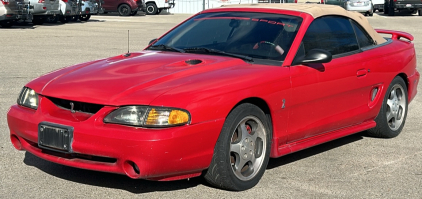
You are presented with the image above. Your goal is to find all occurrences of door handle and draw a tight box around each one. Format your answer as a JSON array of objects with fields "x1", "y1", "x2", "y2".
[{"x1": 357, "y1": 69, "x2": 367, "y2": 78}]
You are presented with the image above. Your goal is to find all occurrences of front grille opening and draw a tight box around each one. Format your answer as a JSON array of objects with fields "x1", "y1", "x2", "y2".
[
  {"x1": 47, "y1": 96, "x2": 104, "y2": 114},
  {"x1": 42, "y1": 149, "x2": 117, "y2": 164}
]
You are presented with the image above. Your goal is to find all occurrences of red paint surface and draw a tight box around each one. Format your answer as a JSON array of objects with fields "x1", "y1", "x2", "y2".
[{"x1": 8, "y1": 8, "x2": 420, "y2": 180}]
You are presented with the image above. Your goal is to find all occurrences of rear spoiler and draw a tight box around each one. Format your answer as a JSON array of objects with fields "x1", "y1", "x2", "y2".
[{"x1": 375, "y1": 29, "x2": 414, "y2": 42}]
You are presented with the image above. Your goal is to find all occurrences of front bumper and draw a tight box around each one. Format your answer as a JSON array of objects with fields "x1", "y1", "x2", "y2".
[{"x1": 7, "y1": 96, "x2": 223, "y2": 180}]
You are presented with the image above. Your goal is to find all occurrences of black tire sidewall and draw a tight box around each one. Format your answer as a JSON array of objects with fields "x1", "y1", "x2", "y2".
[
  {"x1": 146, "y1": 3, "x2": 157, "y2": 15},
  {"x1": 118, "y1": 4, "x2": 131, "y2": 16},
  {"x1": 208, "y1": 103, "x2": 272, "y2": 191},
  {"x1": 375, "y1": 77, "x2": 408, "y2": 138}
]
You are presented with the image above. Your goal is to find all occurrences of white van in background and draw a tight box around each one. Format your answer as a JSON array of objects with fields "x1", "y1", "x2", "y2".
[{"x1": 145, "y1": 0, "x2": 174, "y2": 15}]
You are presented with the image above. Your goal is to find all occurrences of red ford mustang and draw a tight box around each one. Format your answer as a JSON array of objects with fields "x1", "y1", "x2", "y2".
[{"x1": 7, "y1": 4, "x2": 420, "y2": 191}]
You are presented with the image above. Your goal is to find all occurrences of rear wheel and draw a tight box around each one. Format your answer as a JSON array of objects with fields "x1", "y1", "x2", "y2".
[
  {"x1": 79, "y1": 14, "x2": 91, "y2": 21},
  {"x1": 367, "y1": 77, "x2": 408, "y2": 138},
  {"x1": 46, "y1": 15, "x2": 58, "y2": 23},
  {"x1": 146, "y1": 3, "x2": 157, "y2": 15},
  {"x1": 118, "y1": 4, "x2": 131, "y2": 16},
  {"x1": 204, "y1": 103, "x2": 272, "y2": 191},
  {"x1": 32, "y1": 16, "x2": 45, "y2": 25},
  {"x1": 419, "y1": 10, "x2": 422, "y2": 16},
  {"x1": 0, "y1": 21, "x2": 13, "y2": 28}
]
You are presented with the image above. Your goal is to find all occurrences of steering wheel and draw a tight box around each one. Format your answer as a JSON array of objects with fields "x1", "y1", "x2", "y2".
[{"x1": 253, "y1": 41, "x2": 284, "y2": 55}]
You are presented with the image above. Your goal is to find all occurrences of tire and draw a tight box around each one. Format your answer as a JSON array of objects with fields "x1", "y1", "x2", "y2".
[
  {"x1": 0, "y1": 21, "x2": 13, "y2": 28},
  {"x1": 157, "y1": 8, "x2": 162, "y2": 14},
  {"x1": 32, "y1": 16, "x2": 45, "y2": 25},
  {"x1": 146, "y1": 3, "x2": 157, "y2": 15},
  {"x1": 118, "y1": 4, "x2": 131, "y2": 16},
  {"x1": 79, "y1": 14, "x2": 91, "y2": 21},
  {"x1": 419, "y1": 10, "x2": 422, "y2": 16},
  {"x1": 379, "y1": 9, "x2": 384, "y2": 12},
  {"x1": 367, "y1": 77, "x2": 408, "y2": 138},
  {"x1": 204, "y1": 103, "x2": 272, "y2": 191},
  {"x1": 46, "y1": 15, "x2": 58, "y2": 23},
  {"x1": 130, "y1": 10, "x2": 138, "y2": 16},
  {"x1": 59, "y1": 16, "x2": 69, "y2": 23}
]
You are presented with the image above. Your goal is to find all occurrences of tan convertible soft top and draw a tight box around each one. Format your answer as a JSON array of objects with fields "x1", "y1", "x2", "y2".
[{"x1": 218, "y1": 4, "x2": 386, "y2": 45}]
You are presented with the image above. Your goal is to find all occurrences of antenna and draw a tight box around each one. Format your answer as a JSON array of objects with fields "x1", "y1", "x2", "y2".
[{"x1": 125, "y1": 30, "x2": 131, "y2": 57}]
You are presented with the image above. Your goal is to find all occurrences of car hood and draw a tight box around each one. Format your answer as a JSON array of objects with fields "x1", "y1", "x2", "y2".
[{"x1": 27, "y1": 51, "x2": 250, "y2": 106}]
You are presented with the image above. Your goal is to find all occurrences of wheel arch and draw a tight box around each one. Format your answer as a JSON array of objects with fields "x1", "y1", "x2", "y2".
[
  {"x1": 397, "y1": 73, "x2": 409, "y2": 92},
  {"x1": 229, "y1": 97, "x2": 274, "y2": 138}
]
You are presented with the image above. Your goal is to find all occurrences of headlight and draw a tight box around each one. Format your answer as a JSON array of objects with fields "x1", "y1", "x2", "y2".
[
  {"x1": 103, "y1": 106, "x2": 190, "y2": 127},
  {"x1": 17, "y1": 87, "x2": 39, "y2": 110}
]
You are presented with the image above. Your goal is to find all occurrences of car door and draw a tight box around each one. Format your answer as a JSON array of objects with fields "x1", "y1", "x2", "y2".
[
  {"x1": 287, "y1": 16, "x2": 372, "y2": 142},
  {"x1": 101, "y1": 0, "x2": 113, "y2": 11}
]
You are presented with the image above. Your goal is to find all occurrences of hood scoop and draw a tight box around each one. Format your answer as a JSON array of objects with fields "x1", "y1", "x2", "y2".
[
  {"x1": 185, "y1": 59, "x2": 202, "y2": 65},
  {"x1": 165, "y1": 59, "x2": 205, "y2": 67}
]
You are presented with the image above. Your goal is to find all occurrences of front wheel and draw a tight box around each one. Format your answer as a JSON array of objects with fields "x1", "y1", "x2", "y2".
[
  {"x1": 204, "y1": 103, "x2": 272, "y2": 191},
  {"x1": 32, "y1": 16, "x2": 45, "y2": 25},
  {"x1": 146, "y1": 3, "x2": 158, "y2": 15},
  {"x1": 0, "y1": 21, "x2": 13, "y2": 28},
  {"x1": 118, "y1": 4, "x2": 131, "y2": 16},
  {"x1": 367, "y1": 77, "x2": 408, "y2": 138}
]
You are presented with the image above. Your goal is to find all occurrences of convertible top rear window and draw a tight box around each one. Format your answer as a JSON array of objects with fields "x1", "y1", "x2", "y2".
[{"x1": 152, "y1": 12, "x2": 303, "y2": 62}]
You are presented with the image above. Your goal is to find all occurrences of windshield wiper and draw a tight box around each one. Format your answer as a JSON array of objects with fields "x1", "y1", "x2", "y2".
[
  {"x1": 183, "y1": 47, "x2": 253, "y2": 62},
  {"x1": 147, "y1": 44, "x2": 185, "y2": 53}
]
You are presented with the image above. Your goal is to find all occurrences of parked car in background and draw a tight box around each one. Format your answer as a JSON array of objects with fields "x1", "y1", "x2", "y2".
[
  {"x1": 79, "y1": 0, "x2": 100, "y2": 21},
  {"x1": 101, "y1": 0, "x2": 138, "y2": 16},
  {"x1": 321, "y1": 0, "x2": 347, "y2": 9},
  {"x1": 346, "y1": 0, "x2": 374, "y2": 16},
  {"x1": 372, "y1": 0, "x2": 383, "y2": 12},
  {"x1": 384, "y1": 0, "x2": 421, "y2": 16},
  {"x1": 26, "y1": 0, "x2": 60, "y2": 24},
  {"x1": 145, "y1": 0, "x2": 173, "y2": 15},
  {"x1": 1, "y1": 0, "x2": 17, "y2": 27},
  {"x1": 55, "y1": 0, "x2": 78, "y2": 23}
]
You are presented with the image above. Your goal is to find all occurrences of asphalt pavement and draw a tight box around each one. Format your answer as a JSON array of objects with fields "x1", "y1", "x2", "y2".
[{"x1": 1, "y1": 12, "x2": 421, "y2": 198}]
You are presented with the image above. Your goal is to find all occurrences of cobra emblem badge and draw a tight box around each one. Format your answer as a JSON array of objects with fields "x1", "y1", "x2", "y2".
[{"x1": 70, "y1": 102, "x2": 75, "y2": 113}]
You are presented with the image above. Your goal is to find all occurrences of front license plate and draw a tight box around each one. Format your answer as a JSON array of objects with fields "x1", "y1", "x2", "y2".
[
  {"x1": 38, "y1": 122, "x2": 74, "y2": 152},
  {"x1": 406, "y1": 4, "x2": 411, "y2": 7}
]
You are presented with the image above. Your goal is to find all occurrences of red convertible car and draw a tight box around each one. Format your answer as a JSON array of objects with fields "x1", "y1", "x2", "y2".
[{"x1": 7, "y1": 4, "x2": 420, "y2": 191}]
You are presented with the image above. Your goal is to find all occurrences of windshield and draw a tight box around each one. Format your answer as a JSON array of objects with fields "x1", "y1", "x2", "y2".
[{"x1": 150, "y1": 12, "x2": 303, "y2": 62}]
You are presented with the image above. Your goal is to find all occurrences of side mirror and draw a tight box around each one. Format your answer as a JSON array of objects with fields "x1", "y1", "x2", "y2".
[
  {"x1": 149, "y1": 38, "x2": 158, "y2": 45},
  {"x1": 300, "y1": 49, "x2": 332, "y2": 64}
]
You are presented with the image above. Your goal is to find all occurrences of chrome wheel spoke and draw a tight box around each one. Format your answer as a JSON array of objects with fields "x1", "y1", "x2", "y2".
[
  {"x1": 387, "y1": 99, "x2": 394, "y2": 109},
  {"x1": 230, "y1": 142, "x2": 242, "y2": 154},
  {"x1": 230, "y1": 116, "x2": 267, "y2": 181},
  {"x1": 387, "y1": 111, "x2": 395, "y2": 122}
]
